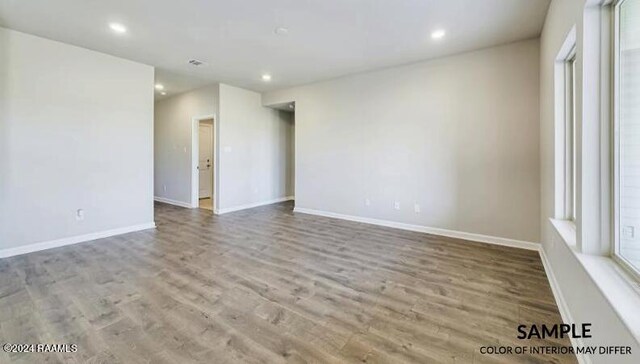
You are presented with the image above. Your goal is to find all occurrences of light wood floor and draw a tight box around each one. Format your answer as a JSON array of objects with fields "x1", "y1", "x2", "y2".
[
  {"x1": 199, "y1": 197, "x2": 213, "y2": 211},
  {"x1": 0, "y1": 202, "x2": 576, "y2": 363}
]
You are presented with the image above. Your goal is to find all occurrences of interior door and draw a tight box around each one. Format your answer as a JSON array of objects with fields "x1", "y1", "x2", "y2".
[{"x1": 198, "y1": 123, "x2": 212, "y2": 198}]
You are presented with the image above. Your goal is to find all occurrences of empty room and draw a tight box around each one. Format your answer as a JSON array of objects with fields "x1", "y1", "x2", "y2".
[{"x1": 0, "y1": 0, "x2": 638, "y2": 363}]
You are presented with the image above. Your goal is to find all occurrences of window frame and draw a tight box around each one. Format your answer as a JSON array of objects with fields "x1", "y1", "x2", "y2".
[
  {"x1": 553, "y1": 26, "x2": 577, "y2": 230},
  {"x1": 612, "y1": 0, "x2": 640, "y2": 279},
  {"x1": 565, "y1": 48, "x2": 577, "y2": 223}
]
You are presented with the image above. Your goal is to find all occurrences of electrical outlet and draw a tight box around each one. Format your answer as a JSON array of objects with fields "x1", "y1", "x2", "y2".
[
  {"x1": 394, "y1": 201, "x2": 400, "y2": 210},
  {"x1": 365, "y1": 198, "x2": 371, "y2": 206},
  {"x1": 414, "y1": 203, "x2": 421, "y2": 213},
  {"x1": 76, "y1": 209, "x2": 84, "y2": 221}
]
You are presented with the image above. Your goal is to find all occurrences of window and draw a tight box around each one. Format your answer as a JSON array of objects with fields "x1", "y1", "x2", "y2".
[
  {"x1": 565, "y1": 48, "x2": 577, "y2": 222},
  {"x1": 553, "y1": 27, "x2": 577, "y2": 226},
  {"x1": 614, "y1": 0, "x2": 640, "y2": 275}
]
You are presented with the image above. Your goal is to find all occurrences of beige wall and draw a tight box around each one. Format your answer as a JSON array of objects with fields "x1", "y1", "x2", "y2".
[
  {"x1": 0, "y1": 27, "x2": 155, "y2": 251},
  {"x1": 263, "y1": 39, "x2": 541, "y2": 243}
]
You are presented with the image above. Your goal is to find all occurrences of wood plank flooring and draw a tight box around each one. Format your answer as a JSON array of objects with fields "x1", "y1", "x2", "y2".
[{"x1": 0, "y1": 201, "x2": 576, "y2": 363}]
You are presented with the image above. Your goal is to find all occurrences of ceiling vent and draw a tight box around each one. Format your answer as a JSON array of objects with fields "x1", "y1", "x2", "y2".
[{"x1": 188, "y1": 59, "x2": 206, "y2": 67}]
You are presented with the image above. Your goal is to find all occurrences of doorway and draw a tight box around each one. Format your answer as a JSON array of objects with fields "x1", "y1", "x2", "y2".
[
  {"x1": 264, "y1": 101, "x2": 295, "y2": 208},
  {"x1": 191, "y1": 115, "x2": 216, "y2": 211}
]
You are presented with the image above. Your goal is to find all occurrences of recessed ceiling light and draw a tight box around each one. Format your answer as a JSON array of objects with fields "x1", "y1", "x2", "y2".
[
  {"x1": 161, "y1": 92, "x2": 167, "y2": 96},
  {"x1": 431, "y1": 29, "x2": 446, "y2": 40},
  {"x1": 262, "y1": 74, "x2": 272, "y2": 82},
  {"x1": 155, "y1": 84, "x2": 164, "y2": 90},
  {"x1": 274, "y1": 27, "x2": 289, "y2": 36},
  {"x1": 109, "y1": 23, "x2": 127, "y2": 34}
]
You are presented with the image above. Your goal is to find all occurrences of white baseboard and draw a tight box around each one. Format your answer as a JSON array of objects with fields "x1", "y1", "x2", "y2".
[
  {"x1": 293, "y1": 207, "x2": 539, "y2": 251},
  {"x1": 0, "y1": 222, "x2": 156, "y2": 259},
  {"x1": 217, "y1": 196, "x2": 294, "y2": 215},
  {"x1": 154, "y1": 196, "x2": 193, "y2": 208},
  {"x1": 539, "y1": 248, "x2": 589, "y2": 364}
]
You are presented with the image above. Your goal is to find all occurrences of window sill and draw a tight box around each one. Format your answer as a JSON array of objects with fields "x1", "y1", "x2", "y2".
[
  {"x1": 550, "y1": 218, "x2": 577, "y2": 247},
  {"x1": 549, "y1": 218, "x2": 640, "y2": 344}
]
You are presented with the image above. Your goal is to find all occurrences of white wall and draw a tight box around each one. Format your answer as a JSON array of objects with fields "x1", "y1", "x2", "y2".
[
  {"x1": 539, "y1": 0, "x2": 639, "y2": 361},
  {"x1": 154, "y1": 85, "x2": 219, "y2": 206},
  {"x1": 154, "y1": 83, "x2": 293, "y2": 211},
  {"x1": 263, "y1": 39, "x2": 541, "y2": 243},
  {"x1": 218, "y1": 84, "x2": 294, "y2": 211},
  {"x1": 0, "y1": 27, "x2": 155, "y2": 252}
]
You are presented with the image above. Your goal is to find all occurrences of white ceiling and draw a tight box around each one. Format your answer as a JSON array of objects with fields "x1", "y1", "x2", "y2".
[{"x1": 0, "y1": 0, "x2": 550, "y2": 100}]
